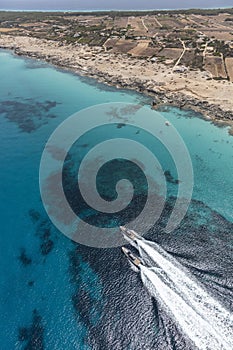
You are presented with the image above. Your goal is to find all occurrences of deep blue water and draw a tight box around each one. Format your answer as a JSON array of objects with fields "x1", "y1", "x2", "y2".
[{"x1": 0, "y1": 50, "x2": 232, "y2": 350}]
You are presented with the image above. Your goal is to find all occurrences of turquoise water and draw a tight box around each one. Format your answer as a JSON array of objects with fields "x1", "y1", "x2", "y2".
[
  {"x1": 160, "y1": 107, "x2": 233, "y2": 223},
  {"x1": 0, "y1": 50, "x2": 232, "y2": 349},
  {"x1": 0, "y1": 51, "x2": 142, "y2": 349}
]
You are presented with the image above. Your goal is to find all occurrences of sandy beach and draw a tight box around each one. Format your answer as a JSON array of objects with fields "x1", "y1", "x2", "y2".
[{"x1": 1, "y1": 34, "x2": 233, "y2": 132}]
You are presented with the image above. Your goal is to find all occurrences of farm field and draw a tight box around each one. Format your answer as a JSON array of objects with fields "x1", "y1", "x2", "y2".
[
  {"x1": 225, "y1": 57, "x2": 233, "y2": 82},
  {"x1": 205, "y1": 56, "x2": 228, "y2": 79},
  {"x1": 0, "y1": 9, "x2": 232, "y2": 76}
]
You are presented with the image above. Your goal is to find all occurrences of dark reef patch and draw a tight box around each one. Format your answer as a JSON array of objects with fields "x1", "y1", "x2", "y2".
[
  {"x1": 40, "y1": 239, "x2": 54, "y2": 256},
  {"x1": 63, "y1": 157, "x2": 148, "y2": 228},
  {"x1": 69, "y1": 251, "x2": 104, "y2": 330},
  {"x1": 164, "y1": 170, "x2": 179, "y2": 185},
  {"x1": 116, "y1": 123, "x2": 126, "y2": 129},
  {"x1": 36, "y1": 219, "x2": 55, "y2": 257},
  {"x1": 28, "y1": 209, "x2": 41, "y2": 224},
  {"x1": 18, "y1": 248, "x2": 32, "y2": 266},
  {"x1": 0, "y1": 99, "x2": 59, "y2": 133},
  {"x1": 18, "y1": 309, "x2": 44, "y2": 350},
  {"x1": 28, "y1": 209, "x2": 56, "y2": 257}
]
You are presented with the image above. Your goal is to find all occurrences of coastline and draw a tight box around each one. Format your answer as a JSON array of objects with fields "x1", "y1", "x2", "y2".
[{"x1": 1, "y1": 34, "x2": 233, "y2": 134}]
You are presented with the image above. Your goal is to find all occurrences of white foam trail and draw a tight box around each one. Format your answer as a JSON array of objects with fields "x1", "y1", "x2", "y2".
[
  {"x1": 141, "y1": 266, "x2": 228, "y2": 350},
  {"x1": 138, "y1": 240, "x2": 233, "y2": 350}
]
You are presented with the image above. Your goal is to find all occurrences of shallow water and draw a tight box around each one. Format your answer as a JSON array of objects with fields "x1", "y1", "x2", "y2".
[{"x1": 0, "y1": 50, "x2": 232, "y2": 350}]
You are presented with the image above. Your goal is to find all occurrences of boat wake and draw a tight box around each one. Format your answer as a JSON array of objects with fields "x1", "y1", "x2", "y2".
[
  {"x1": 138, "y1": 240, "x2": 233, "y2": 350},
  {"x1": 120, "y1": 227, "x2": 233, "y2": 350}
]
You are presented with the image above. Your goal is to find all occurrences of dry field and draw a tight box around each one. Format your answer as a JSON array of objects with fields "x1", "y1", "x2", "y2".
[
  {"x1": 80, "y1": 16, "x2": 107, "y2": 26},
  {"x1": 0, "y1": 28, "x2": 20, "y2": 32},
  {"x1": 127, "y1": 17, "x2": 148, "y2": 36},
  {"x1": 137, "y1": 47, "x2": 159, "y2": 57},
  {"x1": 225, "y1": 57, "x2": 233, "y2": 82},
  {"x1": 143, "y1": 17, "x2": 161, "y2": 31},
  {"x1": 204, "y1": 13, "x2": 233, "y2": 29},
  {"x1": 188, "y1": 14, "x2": 233, "y2": 33},
  {"x1": 105, "y1": 18, "x2": 114, "y2": 30},
  {"x1": 111, "y1": 39, "x2": 137, "y2": 54},
  {"x1": 205, "y1": 56, "x2": 228, "y2": 78},
  {"x1": 104, "y1": 38, "x2": 119, "y2": 49},
  {"x1": 179, "y1": 17, "x2": 192, "y2": 26},
  {"x1": 19, "y1": 22, "x2": 48, "y2": 27},
  {"x1": 113, "y1": 17, "x2": 128, "y2": 28},
  {"x1": 157, "y1": 17, "x2": 185, "y2": 29},
  {"x1": 65, "y1": 15, "x2": 91, "y2": 23},
  {"x1": 128, "y1": 40, "x2": 150, "y2": 56},
  {"x1": 180, "y1": 50, "x2": 197, "y2": 66},
  {"x1": 188, "y1": 15, "x2": 209, "y2": 27},
  {"x1": 108, "y1": 37, "x2": 157, "y2": 57},
  {"x1": 157, "y1": 48, "x2": 183, "y2": 60},
  {"x1": 203, "y1": 30, "x2": 233, "y2": 41}
]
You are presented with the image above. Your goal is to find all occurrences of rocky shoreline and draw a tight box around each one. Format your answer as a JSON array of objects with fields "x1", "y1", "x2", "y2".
[
  {"x1": 1, "y1": 36, "x2": 233, "y2": 135},
  {"x1": 90, "y1": 73, "x2": 233, "y2": 134}
]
